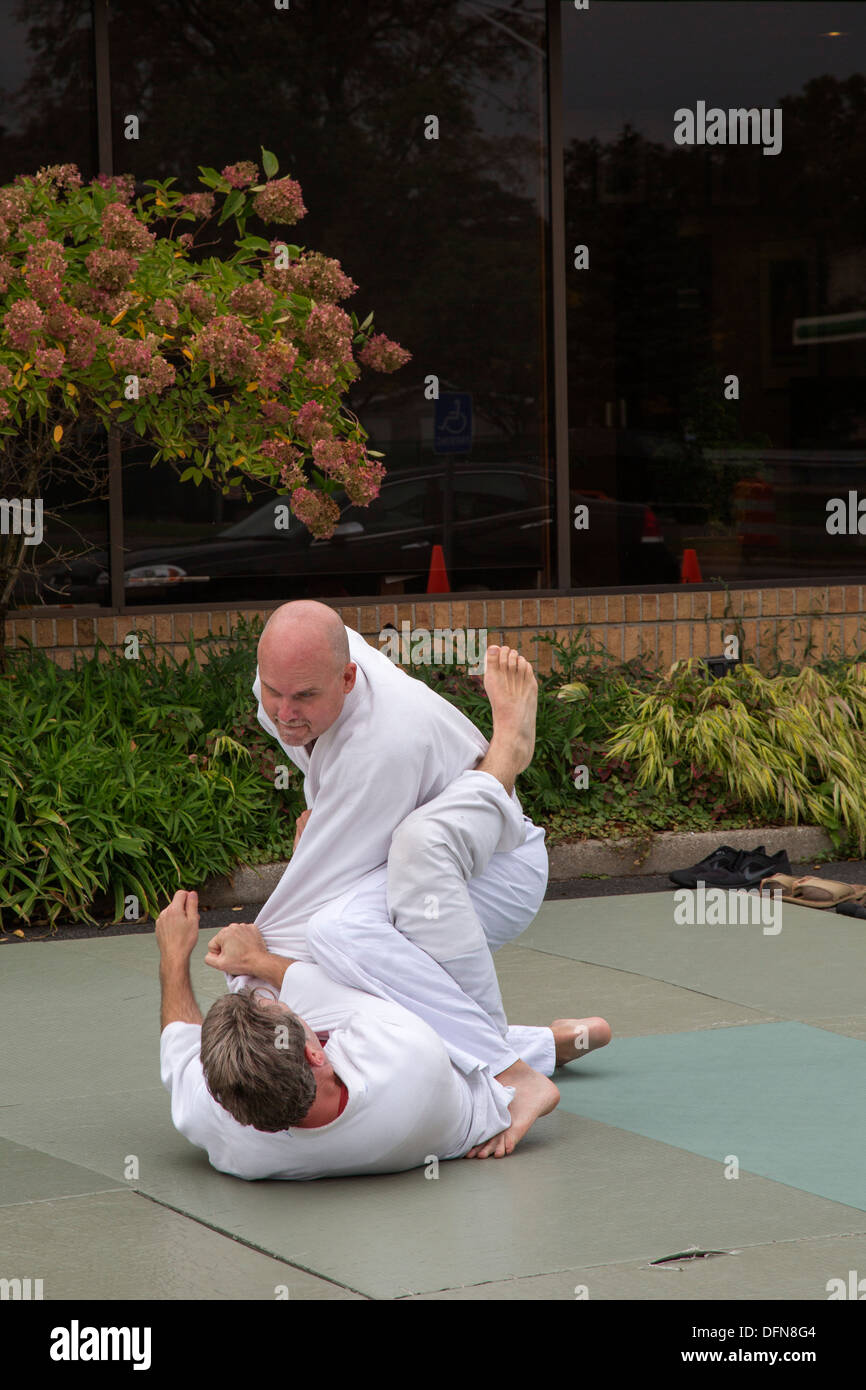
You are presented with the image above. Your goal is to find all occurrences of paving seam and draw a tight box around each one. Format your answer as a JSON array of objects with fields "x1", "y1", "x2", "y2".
[
  {"x1": 510, "y1": 943, "x2": 789, "y2": 1017},
  {"x1": 131, "y1": 1189, "x2": 375, "y2": 1300},
  {"x1": 0, "y1": 1186, "x2": 128, "y2": 1210}
]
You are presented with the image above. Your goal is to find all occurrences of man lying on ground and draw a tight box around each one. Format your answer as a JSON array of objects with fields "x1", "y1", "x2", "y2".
[{"x1": 157, "y1": 651, "x2": 611, "y2": 1177}]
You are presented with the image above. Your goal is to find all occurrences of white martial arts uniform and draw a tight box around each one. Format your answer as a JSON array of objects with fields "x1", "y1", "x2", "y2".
[
  {"x1": 160, "y1": 768, "x2": 555, "y2": 1180},
  {"x1": 160, "y1": 962, "x2": 518, "y2": 1181},
  {"x1": 235, "y1": 626, "x2": 549, "y2": 1074}
]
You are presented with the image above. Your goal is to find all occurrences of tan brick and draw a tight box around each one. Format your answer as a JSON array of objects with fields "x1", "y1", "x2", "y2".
[
  {"x1": 777, "y1": 588, "x2": 794, "y2": 615},
  {"x1": 502, "y1": 599, "x2": 521, "y2": 627},
  {"x1": 53, "y1": 648, "x2": 74, "y2": 669},
  {"x1": 95, "y1": 616, "x2": 114, "y2": 642},
  {"x1": 658, "y1": 593, "x2": 674, "y2": 620},
  {"x1": 172, "y1": 613, "x2": 192, "y2": 638},
  {"x1": 536, "y1": 642, "x2": 553, "y2": 675},
  {"x1": 539, "y1": 598, "x2": 556, "y2": 627},
  {"x1": 521, "y1": 599, "x2": 539, "y2": 626},
  {"x1": 465, "y1": 601, "x2": 483, "y2": 628},
  {"x1": 503, "y1": 629, "x2": 521, "y2": 652},
  {"x1": 154, "y1": 615, "x2": 172, "y2": 643},
  {"x1": 709, "y1": 590, "x2": 726, "y2": 617},
  {"x1": 96, "y1": 643, "x2": 112, "y2": 663},
  {"x1": 606, "y1": 595, "x2": 624, "y2": 622},
  {"x1": 761, "y1": 588, "x2": 778, "y2": 616},
  {"x1": 555, "y1": 598, "x2": 573, "y2": 623},
  {"x1": 657, "y1": 626, "x2": 674, "y2": 667},
  {"x1": 690, "y1": 591, "x2": 710, "y2": 620},
  {"x1": 33, "y1": 618, "x2": 54, "y2": 648},
  {"x1": 358, "y1": 604, "x2": 379, "y2": 633},
  {"x1": 740, "y1": 620, "x2": 758, "y2": 657},
  {"x1": 605, "y1": 627, "x2": 625, "y2": 662},
  {"x1": 673, "y1": 623, "x2": 692, "y2": 660},
  {"x1": 640, "y1": 594, "x2": 659, "y2": 621},
  {"x1": 809, "y1": 586, "x2": 829, "y2": 614},
  {"x1": 845, "y1": 586, "x2": 863, "y2": 614},
  {"x1": 843, "y1": 615, "x2": 861, "y2": 654},
  {"x1": 625, "y1": 595, "x2": 641, "y2": 622},
  {"x1": 827, "y1": 585, "x2": 845, "y2": 613},
  {"x1": 587, "y1": 595, "x2": 605, "y2": 623},
  {"x1": 74, "y1": 618, "x2": 95, "y2": 643},
  {"x1": 738, "y1": 589, "x2": 758, "y2": 617},
  {"x1": 691, "y1": 626, "x2": 711, "y2": 658},
  {"x1": 192, "y1": 612, "x2": 210, "y2": 638},
  {"x1": 623, "y1": 625, "x2": 643, "y2": 661},
  {"x1": 572, "y1": 596, "x2": 589, "y2": 625},
  {"x1": 449, "y1": 601, "x2": 468, "y2": 628},
  {"x1": 55, "y1": 618, "x2": 74, "y2": 645}
]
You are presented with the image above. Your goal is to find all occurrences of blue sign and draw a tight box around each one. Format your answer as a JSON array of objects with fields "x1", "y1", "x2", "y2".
[{"x1": 434, "y1": 392, "x2": 473, "y2": 454}]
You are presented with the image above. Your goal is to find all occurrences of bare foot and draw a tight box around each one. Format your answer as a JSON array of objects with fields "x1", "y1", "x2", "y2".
[
  {"x1": 551, "y1": 1016, "x2": 612, "y2": 1066},
  {"x1": 483, "y1": 645, "x2": 538, "y2": 774},
  {"x1": 464, "y1": 1060, "x2": 559, "y2": 1159}
]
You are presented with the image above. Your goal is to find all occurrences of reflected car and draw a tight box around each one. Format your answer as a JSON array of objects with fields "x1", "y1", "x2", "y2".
[{"x1": 20, "y1": 464, "x2": 678, "y2": 605}]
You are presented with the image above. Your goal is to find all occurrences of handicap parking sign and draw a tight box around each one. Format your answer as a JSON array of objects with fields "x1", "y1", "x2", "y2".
[{"x1": 434, "y1": 392, "x2": 473, "y2": 454}]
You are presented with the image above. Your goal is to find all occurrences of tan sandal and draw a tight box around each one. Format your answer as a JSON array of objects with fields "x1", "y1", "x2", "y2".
[{"x1": 788, "y1": 876, "x2": 857, "y2": 909}]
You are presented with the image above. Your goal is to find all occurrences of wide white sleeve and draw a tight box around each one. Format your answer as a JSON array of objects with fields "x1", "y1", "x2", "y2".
[
  {"x1": 255, "y1": 724, "x2": 440, "y2": 929},
  {"x1": 159, "y1": 1021, "x2": 215, "y2": 1151}
]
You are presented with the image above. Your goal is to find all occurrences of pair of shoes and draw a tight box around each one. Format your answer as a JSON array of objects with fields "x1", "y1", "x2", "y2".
[
  {"x1": 836, "y1": 899, "x2": 866, "y2": 919},
  {"x1": 669, "y1": 844, "x2": 792, "y2": 889}
]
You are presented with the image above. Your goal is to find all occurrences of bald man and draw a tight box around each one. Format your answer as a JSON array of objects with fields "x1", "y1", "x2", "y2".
[{"x1": 234, "y1": 603, "x2": 560, "y2": 1142}]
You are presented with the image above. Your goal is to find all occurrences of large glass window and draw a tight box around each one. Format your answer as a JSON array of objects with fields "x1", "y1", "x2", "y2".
[
  {"x1": 103, "y1": 0, "x2": 553, "y2": 605},
  {"x1": 562, "y1": 0, "x2": 866, "y2": 584}
]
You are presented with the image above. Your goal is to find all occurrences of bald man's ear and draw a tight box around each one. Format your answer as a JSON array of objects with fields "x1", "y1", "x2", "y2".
[{"x1": 343, "y1": 662, "x2": 357, "y2": 692}]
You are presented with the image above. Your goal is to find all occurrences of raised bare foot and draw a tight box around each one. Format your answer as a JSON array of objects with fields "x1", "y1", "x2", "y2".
[
  {"x1": 483, "y1": 645, "x2": 538, "y2": 774},
  {"x1": 464, "y1": 1060, "x2": 559, "y2": 1159},
  {"x1": 551, "y1": 1016, "x2": 612, "y2": 1066}
]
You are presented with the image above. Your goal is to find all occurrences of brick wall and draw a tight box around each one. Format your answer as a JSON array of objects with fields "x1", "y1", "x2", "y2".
[{"x1": 8, "y1": 582, "x2": 866, "y2": 672}]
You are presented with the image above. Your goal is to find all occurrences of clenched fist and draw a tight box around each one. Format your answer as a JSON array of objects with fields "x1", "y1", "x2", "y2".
[{"x1": 204, "y1": 921, "x2": 267, "y2": 976}]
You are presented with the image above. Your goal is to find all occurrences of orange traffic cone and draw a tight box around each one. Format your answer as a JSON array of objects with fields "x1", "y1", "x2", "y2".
[
  {"x1": 426, "y1": 544, "x2": 451, "y2": 593},
  {"x1": 680, "y1": 548, "x2": 702, "y2": 583}
]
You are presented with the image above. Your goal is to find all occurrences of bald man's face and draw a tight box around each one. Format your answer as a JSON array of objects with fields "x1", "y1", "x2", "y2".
[{"x1": 258, "y1": 635, "x2": 356, "y2": 745}]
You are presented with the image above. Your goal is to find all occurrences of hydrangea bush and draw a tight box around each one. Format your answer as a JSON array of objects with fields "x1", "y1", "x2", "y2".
[{"x1": 0, "y1": 147, "x2": 410, "y2": 627}]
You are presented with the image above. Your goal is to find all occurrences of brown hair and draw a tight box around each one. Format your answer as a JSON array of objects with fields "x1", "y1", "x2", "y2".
[{"x1": 200, "y1": 990, "x2": 316, "y2": 1131}]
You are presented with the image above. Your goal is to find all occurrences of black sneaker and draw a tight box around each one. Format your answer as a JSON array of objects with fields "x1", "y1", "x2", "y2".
[
  {"x1": 670, "y1": 845, "x2": 791, "y2": 889},
  {"x1": 669, "y1": 845, "x2": 756, "y2": 888}
]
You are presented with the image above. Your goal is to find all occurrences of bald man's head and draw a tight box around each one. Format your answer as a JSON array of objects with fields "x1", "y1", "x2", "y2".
[{"x1": 257, "y1": 602, "x2": 356, "y2": 746}]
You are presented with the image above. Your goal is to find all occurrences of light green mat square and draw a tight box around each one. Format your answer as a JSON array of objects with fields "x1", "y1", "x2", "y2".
[
  {"x1": 521, "y1": 892, "x2": 866, "y2": 1017},
  {"x1": 557, "y1": 1022, "x2": 866, "y2": 1211}
]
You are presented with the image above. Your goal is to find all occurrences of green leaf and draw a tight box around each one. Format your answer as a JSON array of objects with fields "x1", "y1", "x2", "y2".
[
  {"x1": 261, "y1": 147, "x2": 279, "y2": 178},
  {"x1": 218, "y1": 190, "x2": 246, "y2": 226}
]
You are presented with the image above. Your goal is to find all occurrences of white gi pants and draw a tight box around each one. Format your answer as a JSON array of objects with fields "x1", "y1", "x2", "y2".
[{"x1": 306, "y1": 770, "x2": 555, "y2": 1077}]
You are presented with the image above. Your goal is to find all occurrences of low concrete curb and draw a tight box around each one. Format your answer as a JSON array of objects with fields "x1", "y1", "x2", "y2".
[{"x1": 198, "y1": 824, "x2": 834, "y2": 908}]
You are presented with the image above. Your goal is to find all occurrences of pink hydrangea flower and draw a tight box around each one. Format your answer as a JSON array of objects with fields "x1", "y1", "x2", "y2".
[
  {"x1": 260, "y1": 399, "x2": 292, "y2": 427},
  {"x1": 0, "y1": 364, "x2": 13, "y2": 390},
  {"x1": 94, "y1": 174, "x2": 136, "y2": 203},
  {"x1": 311, "y1": 438, "x2": 344, "y2": 476},
  {"x1": 85, "y1": 246, "x2": 138, "y2": 291},
  {"x1": 252, "y1": 177, "x2": 307, "y2": 226},
  {"x1": 294, "y1": 399, "x2": 333, "y2": 443},
  {"x1": 303, "y1": 303, "x2": 354, "y2": 366},
  {"x1": 229, "y1": 280, "x2": 276, "y2": 317},
  {"x1": 193, "y1": 314, "x2": 261, "y2": 378},
  {"x1": 3, "y1": 297, "x2": 45, "y2": 349},
  {"x1": 101, "y1": 201, "x2": 155, "y2": 253},
  {"x1": 283, "y1": 251, "x2": 357, "y2": 303},
  {"x1": 303, "y1": 357, "x2": 336, "y2": 388},
  {"x1": 177, "y1": 192, "x2": 215, "y2": 218},
  {"x1": 340, "y1": 439, "x2": 385, "y2": 505},
  {"x1": 255, "y1": 338, "x2": 298, "y2": 391},
  {"x1": 24, "y1": 240, "x2": 66, "y2": 306},
  {"x1": 34, "y1": 163, "x2": 82, "y2": 191},
  {"x1": 180, "y1": 282, "x2": 217, "y2": 322},
  {"x1": 0, "y1": 256, "x2": 15, "y2": 293},
  {"x1": 34, "y1": 346, "x2": 65, "y2": 378},
  {"x1": 151, "y1": 297, "x2": 179, "y2": 328},
  {"x1": 222, "y1": 161, "x2": 259, "y2": 189},
  {"x1": 139, "y1": 357, "x2": 176, "y2": 395},
  {"x1": 358, "y1": 332, "x2": 411, "y2": 372},
  {"x1": 290, "y1": 487, "x2": 341, "y2": 537}
]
